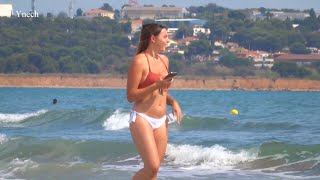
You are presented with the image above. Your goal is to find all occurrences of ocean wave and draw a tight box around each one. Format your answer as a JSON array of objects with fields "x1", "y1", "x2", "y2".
[
  {"x1": 0, "y1": 108, "x2": 182, "y2": 130},
  {"x1": 0, "y1": 108, "x2": 131, "y2": 129},
  {"x1": 0, "y1": 137, "x2": 136, "y2": 163},
  {"x1": 1, "y1": 137, "x2": 319, "y2": 179},
  {"x1": 235, "y1": 141, "x2": 320, "y2": 176},
  {"x1": 0, "y1": 134, "x2": 8, "y2": 144},
  {"x1": 102, "y1": 109, "x2": 130, "y2": 130},
  {"x1": 165, "y1": 142, "x2": 320, "y2": 174},
  {"x1": 176, "y1": 115, "x2": 230, "y2": 130},
  {"x1": 258, "y1": 141, "x2": 320, "y2": 159},
  {"x1": 0, "y1": 109, "x2": 48, "y2": 124},
  {"x1": 175, "y1": 115, "x2": 301, "y2": 132},
  {"x1": 0, "y1": 108, "x2": 115, "y2": 128},
  {"x1": 165, "y1": 144, "x2": 257, "y2": 167},
  {"x1": 0, "y1": 158, "x2": 38, "y2": 180},
  {"x1": 242, "y1": 121, "x2": 301, "y2": 131}
]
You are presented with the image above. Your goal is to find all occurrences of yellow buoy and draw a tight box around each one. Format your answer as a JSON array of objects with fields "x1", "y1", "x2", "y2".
[{"x1": 230, "y1": 109, "x2": 239, "y2": 115}]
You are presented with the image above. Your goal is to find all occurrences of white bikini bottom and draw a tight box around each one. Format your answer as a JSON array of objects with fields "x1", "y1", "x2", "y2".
[{"x1": 129, "y1": 110, "x2": 167, "y2": 130}]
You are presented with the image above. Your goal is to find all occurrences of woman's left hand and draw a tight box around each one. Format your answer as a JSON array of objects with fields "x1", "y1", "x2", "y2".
[{"x1": 172, "y1": 101, "x2": 182, "y2": 124}]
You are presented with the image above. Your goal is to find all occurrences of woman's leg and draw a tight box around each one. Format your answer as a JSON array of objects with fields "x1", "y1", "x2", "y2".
[
  {"x1": 130, "y1": 116, "x2": 160, "y2": 180},
  {"x1": 154, "y1": 121, "x2": 168, "y2": 162}
]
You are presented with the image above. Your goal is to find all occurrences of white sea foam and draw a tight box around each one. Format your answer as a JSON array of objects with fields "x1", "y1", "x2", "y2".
[
  {"x1": 103, "y1": 109, "x2": 130, "y2": 130},
  {"x1": 166, "y1": 144, "x2": 257, "y2": 167},
  {"x1": 0, "y1": 158, "x2": 38, "y2": 180},
  {"x1": 101, "y1": 145, "x2": 319, "y2": 179},
  {"x1": 0, "y1": 109, "x2": 48, "y2": 123},
  {"x1": 0, "y1": 134, "x2": 8, "y2": 144},
  {"x1": 167, "y1": 113, "x2": 177, "y2": 124}
]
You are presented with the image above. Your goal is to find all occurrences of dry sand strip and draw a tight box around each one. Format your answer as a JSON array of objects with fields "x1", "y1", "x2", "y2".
[{"x1": 0, "y1": 74, "x2": 320, "y2": 91}]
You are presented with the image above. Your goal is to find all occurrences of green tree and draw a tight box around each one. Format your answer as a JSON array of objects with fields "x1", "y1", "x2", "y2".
[
  {"x1": 302, "y1": 8, "x2": 319, "y2": 31},
  {"x1": 265, "y1": 11, "x2": 273, "y2": 20},
  {"x1": 212, "y1": 23, "x2": 230, "y2": 42},
  {"x1": 272, "y1": 61, "x2": 312, "y2": 78},
  {"x1": 287, "y1": 31, "x2": 305, "y2": 45},
  {"x1": 174, "y1": 24, "x2": 193, "y2": 39},
  {"x1": 114, "y1": 9, "x2": 121, "y2": 20},
  {"x1": 186, "y1": 39, "x2": 212, "y2": 56},
  {"x1": 258, "y1": 7, "x2": 266, "y2": 14},
  {"x1": 228, "y1": 10, "x2": 247, "y2": 20},
  {"x1": 76, "y1": 8, "x2": 83, "y2": 16},
  {"x1": 219, "y1": 52, "x2": 253, "y2": 68},
  {"x1": 85, "y1": 61, "x2": 100, "y2": 73},
  {"x1": 131, "y1": 31, "x2": 140, "y2": 46},
  {"x1": 57, "y1": 12, "x2": 68, "y2": 18},
  {"x1": 204, "y1": 14, "x2": 216, "y2": 41},
  {"x1": 305, "y1": 32, "x2": 320, "y2": 48},
  {"x1": 289, "y1": 42, "x2": 311, "y2": 54},
  {"x1": 312, "y1": 62, "x2": 320, "y2": 72},
  {"x1": 101, "y1": 3, "x2": 113, "y2": 11},
  {"x1": 121, "y1": 21, "x2": 132, "y2": 34},
  {"x1": 46, "y1": 12, "x2": 53, "y2": 18}
]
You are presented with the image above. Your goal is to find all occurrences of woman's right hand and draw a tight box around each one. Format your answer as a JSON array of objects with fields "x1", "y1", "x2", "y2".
[{"x1": 156, "y1": 77, "x2": 173, "y2": 89}]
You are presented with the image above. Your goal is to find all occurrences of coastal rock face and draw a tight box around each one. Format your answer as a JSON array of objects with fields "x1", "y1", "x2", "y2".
[{"x1": 0, "y1": 74, "x2": 320, "y2": 91}]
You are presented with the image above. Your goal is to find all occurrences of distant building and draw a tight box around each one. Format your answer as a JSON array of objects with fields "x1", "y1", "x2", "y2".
[
  {"x1": 155, "y1": 18, "x2": 209, "y2": 37},
  {"x1": 84, "y1": 9, "x2": 114, "y2": 19},
  {"x1": 306, "y1": 47, "x2": 319, "y2": 54},
  {"x1": 155, "y1": 18, "x2": 206, "y2": 28},
  {"x1": 0, "y1": 4, "x2": 13, "y2": 17},
  {"x1": 271, "y1": 11, "x2": 311, "y2": 20},
  {"x1": 176, "y1": 37, "x2": 198, "y2": 46},
  {"x1": 122, "y1": 6, "x2": 187, "y2": 20},
  {"x1": 236, "y1": 50, "x2": 274, "y2": 68},
  {"x1": 131, "y1": 19, "x2": 142, "y2": 33},
  {"x1": 250, "y1": 10, "x2": 320, "y2": 21},
  {"x1": 214, "y1": 41, "x2": 225, "y2": 48},
  {"x1": 193, "y1": 27, "x2": 210, "y2": 37},
  {"x1": 226, "y1": 42, "x2": 243, "y2": 54},
  {"x1": 167, "y1": 39, "x2": 180, "y2": 53},
  {"x1": 249, "y1": 9, "x2": 266, "y2": 21},
  {"x1": 274, "y1": 54, "x2": 320, "y2": 65},
  {"x1": 167, "y1": 28, "x2": 178, "y2": 38}
]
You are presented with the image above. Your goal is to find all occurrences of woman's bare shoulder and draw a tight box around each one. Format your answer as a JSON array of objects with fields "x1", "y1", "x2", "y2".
[{"x1": 132, "y1": 53, "x2": 147, "y2": 65}]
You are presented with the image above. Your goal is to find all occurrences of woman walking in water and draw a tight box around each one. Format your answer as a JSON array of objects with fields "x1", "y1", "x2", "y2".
[{"x1": 126, "y1": 23, "x2": 182, "y2": 179}]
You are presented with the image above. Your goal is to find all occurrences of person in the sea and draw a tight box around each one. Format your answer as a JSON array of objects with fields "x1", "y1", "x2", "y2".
[
  {"x1": 52, "y1": 98, "x2": 58, "y2": 104},
  {"x1": 126, "y1": 23, "x2": 182, "y2": 180}
]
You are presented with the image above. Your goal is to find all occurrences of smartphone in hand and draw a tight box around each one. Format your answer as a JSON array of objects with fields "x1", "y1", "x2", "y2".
[{"x1": 164, "y1": 72, "x2": 178, "y2": 80}]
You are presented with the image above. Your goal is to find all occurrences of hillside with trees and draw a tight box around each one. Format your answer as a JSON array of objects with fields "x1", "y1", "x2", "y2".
[
  {"x1": 0, "y1": 15, "x2": 132, "y2": 74},
  {"x1": 0, "y1": 3, "x2": 320, "y2": 79}
]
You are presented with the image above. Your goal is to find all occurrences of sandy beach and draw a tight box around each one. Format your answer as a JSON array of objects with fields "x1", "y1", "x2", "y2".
[{"x1": 0, "y1": 74, "x2": 320, "y2": 91}]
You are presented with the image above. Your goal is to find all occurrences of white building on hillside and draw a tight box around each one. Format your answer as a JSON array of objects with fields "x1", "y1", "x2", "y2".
[
  {"x1": 84, "y1": 9, "x2": 114, "y2": 19},
  {"x1": 193, "y1": 26, "x2": 211, "y2": 37},
  {"x1": 122, "y1": 6, "x2": 187, "y2": 20},
  {"x1": 0, "y1": 4, "x2": 13, "y2": 17}
]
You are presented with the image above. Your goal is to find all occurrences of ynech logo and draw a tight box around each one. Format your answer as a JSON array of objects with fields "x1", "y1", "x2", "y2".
[{"x1": 16, "y1": 10, "x2": 39, "y2": 18}]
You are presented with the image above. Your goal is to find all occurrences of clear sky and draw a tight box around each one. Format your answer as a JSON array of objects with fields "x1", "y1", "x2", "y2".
[{"x1": 1, "y1": 0, "x2": 319, "y2": 15}]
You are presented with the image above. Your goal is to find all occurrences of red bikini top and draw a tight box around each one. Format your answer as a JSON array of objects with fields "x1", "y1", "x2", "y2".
[{"x1": 138, "y1": 53, "x2": 169, "y2": 91}]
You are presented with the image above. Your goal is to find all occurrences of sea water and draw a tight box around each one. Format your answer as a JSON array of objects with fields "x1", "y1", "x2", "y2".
[{"x1": 0, "y1": 87, "x2": 319, "y2": 180}]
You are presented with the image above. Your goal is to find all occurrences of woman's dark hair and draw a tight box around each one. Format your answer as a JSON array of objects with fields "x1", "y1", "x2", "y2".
[{"x1": 136, "y1": 23, "x2": 167, "y2": 55}]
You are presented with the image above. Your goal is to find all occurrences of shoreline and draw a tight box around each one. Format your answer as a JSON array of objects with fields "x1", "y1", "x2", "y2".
[{"x1": 1, "y1": 74, "x2": 320, "y2": 91}]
